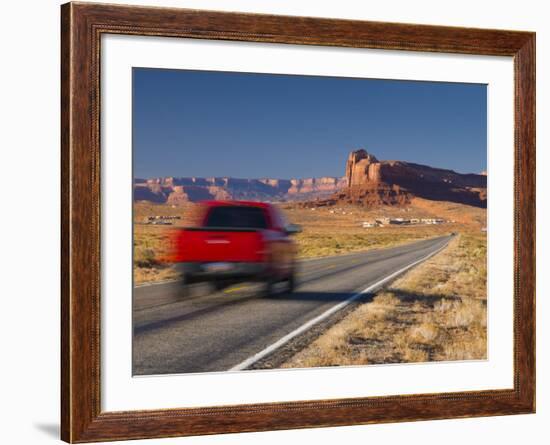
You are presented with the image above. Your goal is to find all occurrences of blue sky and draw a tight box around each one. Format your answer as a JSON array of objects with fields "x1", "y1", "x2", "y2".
[{"x1": 133, "y1": 68, "x2": 486, "y2": 179}]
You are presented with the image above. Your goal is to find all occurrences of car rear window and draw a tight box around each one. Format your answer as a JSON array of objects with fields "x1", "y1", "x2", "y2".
[{"x1": 204, "y1": 206, "x2": 268, "y2": 229}]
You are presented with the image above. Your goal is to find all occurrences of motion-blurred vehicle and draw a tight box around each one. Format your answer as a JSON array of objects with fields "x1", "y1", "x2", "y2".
[{"x1": 168, "y1": 201, "x2": 301, "y2": 296}]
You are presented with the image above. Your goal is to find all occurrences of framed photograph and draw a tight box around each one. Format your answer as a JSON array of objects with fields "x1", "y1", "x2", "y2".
[{"x1": 61, "y1": 2, "x2": 535, "y2": 442}]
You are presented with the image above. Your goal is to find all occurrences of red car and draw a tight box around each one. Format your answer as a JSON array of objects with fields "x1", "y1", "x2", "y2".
[{"x1": 168, "y1": 201, "x2": 301, "y2": 295}]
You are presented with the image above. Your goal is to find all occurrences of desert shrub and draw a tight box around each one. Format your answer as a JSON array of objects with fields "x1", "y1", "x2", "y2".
[
  {"x1": 409, "y1": 322, "x2": 440, "y2": 344},
  {"x1": 135, "y1": 247, "x2": 158, "y2": 268}
]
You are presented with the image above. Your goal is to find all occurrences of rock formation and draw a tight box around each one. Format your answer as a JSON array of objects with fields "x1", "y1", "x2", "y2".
[
  {"x1": 288, "y1": 177, "x2": 348, "y2": 195},
  {"x1": 334, "y1": 149, "x2": 486, "y2": 207},
  {"x1": 345, "y1": 149, "x2": 382, "y2": 186},
  {"x1": 133, "y1": 175, "x2": 345, "y2": 205},
  {"x1": 134, "y1": 149, "x2": 487, "y2": 208}
]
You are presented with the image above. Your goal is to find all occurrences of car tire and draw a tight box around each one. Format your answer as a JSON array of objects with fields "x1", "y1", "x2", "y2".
[
  {"x1": 180, "y1": 274, "x2": 192, "y2": 298},
  {"x1": 212, "y1": 281, "x2": 230, "y2": 292},
  {"x1": 263, "y1": 277, "x2": 277, "y2": 297},
  {"x1": 286, "y1": 271, "x2": 296, "y2": 293}
]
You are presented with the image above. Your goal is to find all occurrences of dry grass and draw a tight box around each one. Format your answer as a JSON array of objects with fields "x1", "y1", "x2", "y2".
[
  {"x1": 282, "y1": 233, "x2": 487, "y2": 368},
  {"x1": 280, "y1": 197, "x2": 485, "y2": 259},
  {"x1": 133, "y1": 225, "x2": 180, "y2": 284},
  {"x1": 293, "y1": 222, "x2": 453, "y2": 259}
]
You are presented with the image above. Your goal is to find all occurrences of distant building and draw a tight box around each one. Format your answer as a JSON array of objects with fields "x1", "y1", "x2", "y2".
[
  {"x1": 362, "y1": 221, "x2": 378, "y2": 228},
  {"x1": 421, "y1": 218, "x2": 444, "y2": 225},
  {"x1": 143, "y1": 215, "x2": 181, "y2": 224},
  {"x1": 389, "y1": 218, "x2": 409, "y2": 225},
  {"x1": 367, "y1": 216, "x2": 446, "y2": 227}
]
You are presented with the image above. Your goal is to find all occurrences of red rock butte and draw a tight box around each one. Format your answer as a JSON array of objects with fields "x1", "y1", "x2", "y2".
[
  {"x1": 346, "y1": 149, "x2": 382, "y2": 186},
  {"x1": 333, "y1": 149, "x2": 486, "y2": 207}
]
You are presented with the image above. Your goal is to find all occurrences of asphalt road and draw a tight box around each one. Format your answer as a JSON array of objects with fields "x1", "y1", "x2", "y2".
[{"x1": 133, "y1": 234, "x2": 453, "y2": 375}]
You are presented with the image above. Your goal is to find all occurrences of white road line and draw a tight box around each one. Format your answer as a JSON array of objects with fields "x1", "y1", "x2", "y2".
[{"x1": 228, "y1": 238, "x2": 451, "y2": 372}]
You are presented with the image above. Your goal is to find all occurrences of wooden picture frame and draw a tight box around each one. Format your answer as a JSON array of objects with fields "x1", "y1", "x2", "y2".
[{"x1": 61, "y1": 2, "x2": 535, "y2": 442}]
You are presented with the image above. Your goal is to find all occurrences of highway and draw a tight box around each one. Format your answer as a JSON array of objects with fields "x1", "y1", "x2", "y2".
[{"x1": 133, "y1": 234, "x2": 453, "y2": 375}]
